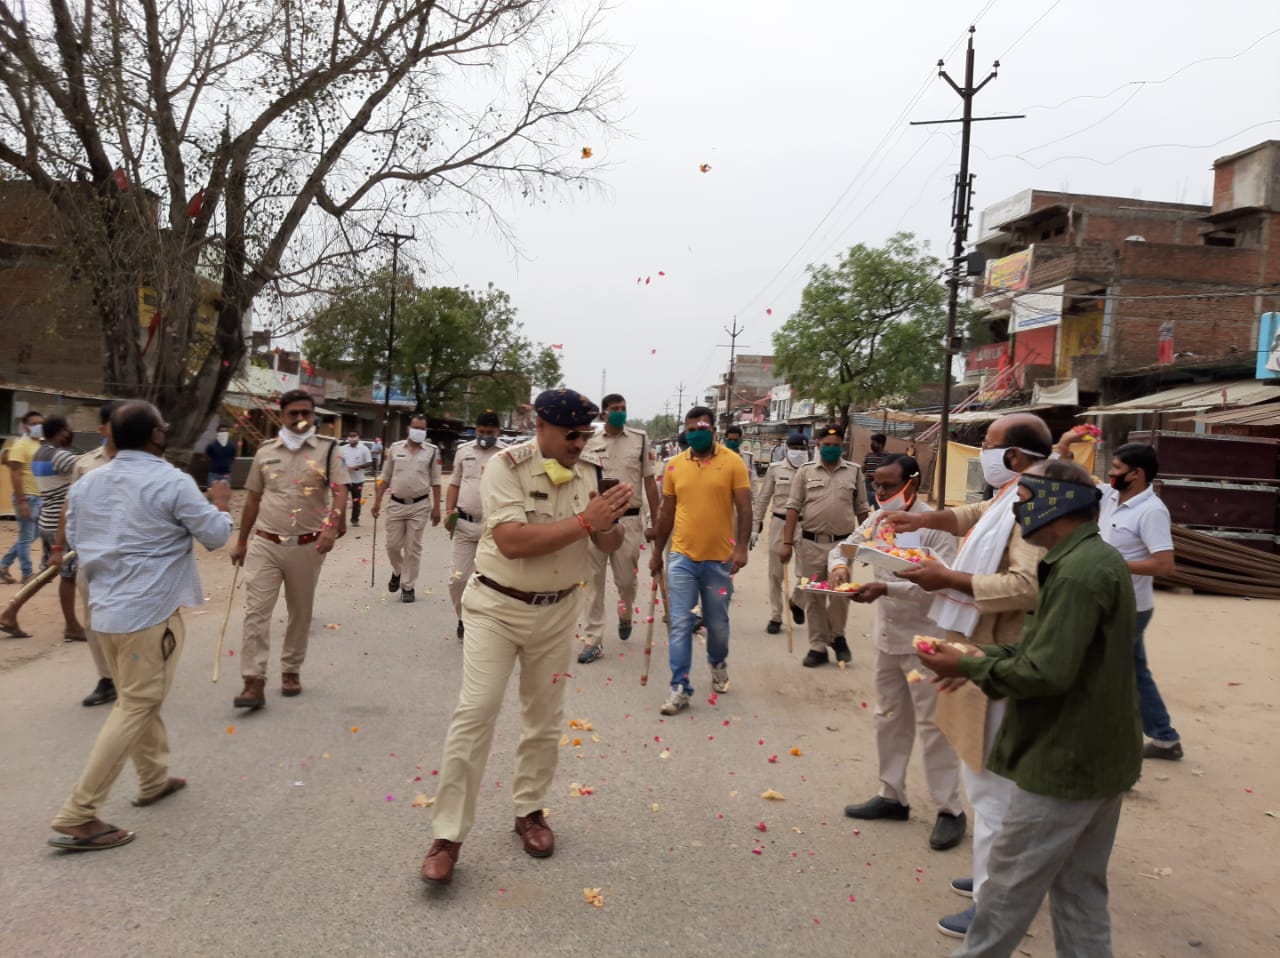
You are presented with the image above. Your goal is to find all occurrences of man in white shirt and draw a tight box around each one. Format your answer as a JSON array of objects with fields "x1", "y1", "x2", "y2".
[
  {"x1": 339, "y1": 431, "x2": 373, "y2": 527},
  {"x1": 1063, "y1": 436, "x2": 1181, "y2": 760},
  {"x1": 445, "y1": 412, "x2": 504, "y2": 640}
]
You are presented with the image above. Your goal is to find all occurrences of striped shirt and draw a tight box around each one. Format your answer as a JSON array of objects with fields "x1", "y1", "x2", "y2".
[{"x1": 32, "y1": 444, "x2": 79, "y2": 535}]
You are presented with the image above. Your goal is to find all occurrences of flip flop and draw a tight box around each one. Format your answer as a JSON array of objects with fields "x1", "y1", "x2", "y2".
[
  {"x1": 64, "y1": 631, "x2": 88, "y2": 643},
  {"x1": 48, "y1": 826, "x2": 135, "y2": 852},
  {"x1": 132, "y1": 777, "x2": 187, "y2": 807},
  {"x1": 1, "y1": 623, "x2": 32, "y2": 639},
  {"x1": 0, "y1": 571, "x2": 14, "y2": 584}
]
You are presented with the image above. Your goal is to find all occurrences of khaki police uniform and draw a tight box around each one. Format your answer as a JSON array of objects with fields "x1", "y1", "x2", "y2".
[
  {"x1": 753, "y1": 457, "x2": 802, "y2": 624},
  {"x1": 381, "y1": 439, "x2": 442, "y2": 591},
  {"x1": 581, "y1": 425, "x2": 655, "y2": 648},
  {"x1": 447, "y1": 439, "x2": 501, "y2": 617},
  {"x1": 432, "y1": 439, "x2": 596, "y2": 842},
  {"x1": 785, "y1": 458, "x2": 868, "y2": 653},
  {"x1": 239, "y1": 435, "x2": 347, "y2": 679},
  {"x1": 71, "y1": 445, "x2": 113, "y2": 682}
]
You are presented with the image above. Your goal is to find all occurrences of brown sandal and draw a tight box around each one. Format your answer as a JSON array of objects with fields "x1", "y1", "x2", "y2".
[{"x1": 132, "y1": 777, "x2": 187, "y2": 807}]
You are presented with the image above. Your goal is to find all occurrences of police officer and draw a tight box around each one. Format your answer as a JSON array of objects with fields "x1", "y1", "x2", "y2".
[
  {"x1": 420, "y1": 389, "x2": 632, "y2": 887},
  {"x1": 372, "y1": 413, "x2": 441, "y2": 603},
  {"x1": 445, "y1": 411, "x2": 504, "y2": 639},
  {"x1": 232, "y1": 390, "x2": 348, "y2": 707},
  {"x1": 752, "y1": 431, "x2": 809, "y2": 634},
  {"x1": 577, "y1": 393, "x2": 659, "y2": 664},
  {"x1": 779, "y1": 424, "x2": 869, "y2": 667}
]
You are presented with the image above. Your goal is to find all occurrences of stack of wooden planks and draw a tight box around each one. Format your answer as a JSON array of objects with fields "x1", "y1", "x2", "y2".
[{"x1": 1156, "y1": 525, "x2": 1280, "y2": 600}]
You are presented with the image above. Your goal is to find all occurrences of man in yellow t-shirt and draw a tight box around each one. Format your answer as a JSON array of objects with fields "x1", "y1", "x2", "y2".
[
  {"x1": 649, "y1": 406, "x2": 752, "y2": 714},
  {"x1": 2, "y1": 410, "x2": 45, "y2": 584}
]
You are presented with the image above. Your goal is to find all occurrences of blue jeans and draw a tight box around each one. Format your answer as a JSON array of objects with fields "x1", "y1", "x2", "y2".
[
  {"x1": 3, "y1": 494, "x2": 41, "y2": 577},
  {"x1": 666, "y1": 552, "x2": 732, "y2": 694},
  {"x1": 1134, "y1": 609, "x2": 1179, "y2": 743}
]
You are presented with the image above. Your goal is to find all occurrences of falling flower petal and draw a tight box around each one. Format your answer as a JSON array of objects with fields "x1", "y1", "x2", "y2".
[
  {"x1": 324, "y1": 623, "x2": 341, "y2": 630},
  {"x1": 757, "y1": 821, "x2": 767, "y2": 832},
  {"x1": 790, "y1": 747, "x2": 802, "y2": 757},
  {"x1": 226, "y1": 726, "x2": 236, "y2": 734},
  {"x1": 761, "y1": 788, "x2": 786, "y2": 801},
  {"x1": 583, "y1": 887, "x2": 605, "y2": 908},
  {"x1": 350, "y1": 726, "x2": 359, "y2": 733},
  {"x1": 581, "y1": 146, "x2": 593, "y2": 159},
  {"x1": 699, "y1": 163, "x2": 711, "y2": 173}
]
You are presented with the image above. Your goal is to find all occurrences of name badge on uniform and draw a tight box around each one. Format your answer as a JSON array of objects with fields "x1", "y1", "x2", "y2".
[
  {"x1": 263, "y1": 458, "x2": 281, "y2": 465},
  {"x1": 531, "y1": 490, "x2": 549, "y2": 500}
]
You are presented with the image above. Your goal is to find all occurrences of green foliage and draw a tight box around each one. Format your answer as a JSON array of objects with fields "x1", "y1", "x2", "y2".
[
  {"x1": 302, "y1": 269, "x2": 562, "y2": 417},
  {"x1": 645, "y1": 413, "x2": 679, "y2": 438},
  {"x1": 772, "y1": 233, "x2": 947, "y2": 422}
]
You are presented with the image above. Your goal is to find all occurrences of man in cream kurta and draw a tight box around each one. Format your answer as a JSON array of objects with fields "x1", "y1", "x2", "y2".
[
  {"x1": 421, "y1": 389, "x2": 633, "y2": 888},
  {"x1": 881, "y1": 412, "x2": 1050, "y2": 940}
]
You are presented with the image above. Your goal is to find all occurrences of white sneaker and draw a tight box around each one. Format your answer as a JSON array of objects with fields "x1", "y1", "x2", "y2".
[
  {"x1": 711, "y1": 664, "x2": 729, "y2": 693},
  {"x1": 660, "y1": 689, "x2": 690, "y2": 715}
]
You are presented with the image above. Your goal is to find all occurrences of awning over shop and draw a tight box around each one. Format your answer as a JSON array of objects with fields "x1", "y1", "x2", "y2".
[
  {"x1": 1185, "y1": 402, "x2": 1280, "y2": 427},
  {"x1": 1080, "y1": 379, "x2": 1280, "y2": 417},
  {"x1": 881, "y1": 403, "x2": 1054, "y2": 425}
]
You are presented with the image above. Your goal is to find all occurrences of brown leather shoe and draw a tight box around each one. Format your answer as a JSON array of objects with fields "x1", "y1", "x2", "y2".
[
  {"x1": 281, "y1": 672, "x2": 302, "y2": 697},
  {"x1": 514, "y1": 810, "x2": 555, "y2": 858},
  {"x1": 421, "y1": 838, "x2": 462, "y2": 885},
  {"x1": 233, "y1": 676, "x2": 266, "y2": 709}
]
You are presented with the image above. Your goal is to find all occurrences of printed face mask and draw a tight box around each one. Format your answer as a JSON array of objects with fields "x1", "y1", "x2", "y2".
[{"x1": 1012, "y1": 475, "x2": 1100, "y2": 537}]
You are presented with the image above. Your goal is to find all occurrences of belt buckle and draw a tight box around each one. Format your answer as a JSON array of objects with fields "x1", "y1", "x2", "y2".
[
  {"x1": 280, "y1": 535, "x2": 298, "y2": 546},
  {"x1": 530, "y1": 591, "x2": 559, "y2": 606}
]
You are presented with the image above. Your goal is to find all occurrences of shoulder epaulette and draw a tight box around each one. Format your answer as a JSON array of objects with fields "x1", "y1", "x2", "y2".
[
  {"x1": 579, "y1": 449, "x2": 603, "y2": 468},
  {"x1": 502, "y1": 440, "x2": 538, "y2": 467}
]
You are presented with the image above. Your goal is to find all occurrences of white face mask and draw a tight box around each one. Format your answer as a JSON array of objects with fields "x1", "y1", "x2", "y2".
[
  {"x1": 875, "y1": 487, "x2": 915, "y2": 513},
  {"x1": 785, "y1": 449, "x2": 808, "y2": 468},
  {"x1": 979, "y1": 447, "x2": 1021, "y2": 488},
  {"x1": 408, "y1": 427, "x2": 427, "y2": 444},
  {"x1": 216, "y1": 432, "x2": 229, "y2": 445},
  {"x1": 28, "y1": 423, "x2": 44, "y2": 440},
  {"x1": 279, "y1": 426, "x2": 315, "y2": 451}
]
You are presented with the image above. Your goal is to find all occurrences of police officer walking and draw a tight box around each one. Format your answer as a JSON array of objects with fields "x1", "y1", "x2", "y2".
[
  {"x1": 779, "y1": 424, "x2": 869, "y2": 667},
  {"x1": 420, "y1": 389, "x2": 632, "y2": 886},
  {"x1": 445, "y1": 411, "x2": 504, "y2": 639},
  {"x1": 231, "y1": 390, "x2": 348, "y2": 708},
  {"x1": 752, "y1": 431, "x2": 809, "y2": 634},
  {"x1": 372, "y1": 413, "x2": 441, "y2": 603},
  {"x1": 577, "y1": 393, "x2": 659, "y2": 664}
]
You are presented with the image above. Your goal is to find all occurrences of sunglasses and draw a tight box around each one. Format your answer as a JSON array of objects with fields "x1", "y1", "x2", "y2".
[{"x1": 564, "y1": 426, "x2": 596, "y2": 442}]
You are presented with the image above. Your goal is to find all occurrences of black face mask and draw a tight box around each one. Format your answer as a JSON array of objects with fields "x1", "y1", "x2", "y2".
[{"x1": 1110, "y1": 471, "x2": 1133, "y2": 492}]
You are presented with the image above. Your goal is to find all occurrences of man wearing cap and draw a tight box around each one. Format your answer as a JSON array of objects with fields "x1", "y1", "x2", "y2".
[
  {"x1": 339, "y1": 431, "x2": 372, "y2": 527},
  {"x1": 752, "y1": 431, "x2": 809, "y2": 634},
  {"x1": 421, "y1": 389, "x2": 632, "y2": 886},
  {"x1": 372, "y1": 414, "x2": 441, "y2": 603},
  {"x1": 779, "y1": 424, "x2": 869, "y2": 668},
  {"x1": 578, "y1": 393, "x2": 660, "y2": 664},
  {"x1": 231, "y1": 390, "x2": 347, "y2": 708},
  {"x1": 446, "y1": 411, "x2": 504, "y2": 640}
]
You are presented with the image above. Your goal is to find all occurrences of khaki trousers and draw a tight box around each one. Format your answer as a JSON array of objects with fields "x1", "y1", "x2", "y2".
[
  {"x1": 766, "y1": 516, "x2": 785, "y2": 622},
  {"x1": 874, "y1": 650, "x2": 964, "y2": 814},
  {"x1": 447, "y1": 518, "x2": 483, "y2": 618},
  {"x1": 582, "y1": 514, "x2": 643, "y2": 646},
  {"x1": 796, "y1": 538, "x2": 848, "y2": 651},
  {"x1": 385, "y1": 499, "x2": 431, "y2": 590},
  {"x1": 432, "y1": 582, "x2": 580, "y2": 842},
  {"x1": 75, "y1": 574, "x2": 111, "y2": 680},
  {"x1": 52, "y1": 614, "x2": 185, "y2": 826},
  {"x1": 239, "y1": 536, "x2": 327, "y2": 679}
]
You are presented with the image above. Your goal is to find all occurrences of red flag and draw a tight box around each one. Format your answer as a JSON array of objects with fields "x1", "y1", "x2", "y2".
[
  {"x1": 550, "y1": 344, "x2": 563, "y2": 350},
  {"x1": 112, "y1": 167, "x2": 130, "y2": 192},
  {"x1": 186, "y1": 188, "x2": 205, "y2": 219}
]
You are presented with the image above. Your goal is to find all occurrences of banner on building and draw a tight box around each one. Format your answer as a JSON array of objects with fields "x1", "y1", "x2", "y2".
[
  {"x1": 983, "y1": 249, "x2": 1033, "y2": 293},
  {"x1": 1259, "y1": 312, "x2": 1280, "y2": 381},
  {"x1": 1057, "y1": 306, "x2": 1104, "y2": 377},
  {"x1": 1011, "y1": 285, "x2": 1064, "y2": 332}
]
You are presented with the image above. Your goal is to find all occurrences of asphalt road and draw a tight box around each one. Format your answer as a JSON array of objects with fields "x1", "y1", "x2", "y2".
[{"x1": 0, "y1": 520, "x2": 1263, "y2": 957}]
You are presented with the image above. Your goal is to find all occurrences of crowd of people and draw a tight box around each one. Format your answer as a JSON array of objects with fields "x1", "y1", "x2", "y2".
[{"x1": 2, "y1": 389, "x2": 1183, "y2": 956}]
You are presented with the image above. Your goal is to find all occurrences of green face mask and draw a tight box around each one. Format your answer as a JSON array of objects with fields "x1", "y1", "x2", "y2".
[
  {"x1": 724, "y1": 439, "x2": 741, "y2": 451},
  {"x1": 686, "y1": 429, "x2": 713, "y2": 452},
  {"x1": 606, "y1": 410, "x2": 627, "y2": 429},
  {"x1": 819, "y1": 444, "x2": 842, "y2": 463}
]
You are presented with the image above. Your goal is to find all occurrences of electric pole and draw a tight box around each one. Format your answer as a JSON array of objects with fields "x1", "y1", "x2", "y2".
[
  {"x1": 601, "y1": 368, "x2": 606, "y2": 400},
  {"x1": 676, "y1": 382, "x2": 686, "y2": 417},
  {"x1": 721, "y1": 317, "x2": 744, "y2": 429},
  {"x1": 377, "y1": 230, "x2": 414, "y2": 447},
  {"x1": 911, "y1": 27, "x2": 1022, "y2": 501}
]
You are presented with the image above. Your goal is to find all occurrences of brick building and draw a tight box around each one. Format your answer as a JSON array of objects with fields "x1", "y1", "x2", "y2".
[{"x1": 966, "y1": 140, "x2": 1280, "y2": 405}]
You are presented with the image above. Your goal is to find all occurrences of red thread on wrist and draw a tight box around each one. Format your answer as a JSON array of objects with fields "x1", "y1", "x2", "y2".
[{"x1": 577, "y1": 513, "x2": 593, "y2": 535}]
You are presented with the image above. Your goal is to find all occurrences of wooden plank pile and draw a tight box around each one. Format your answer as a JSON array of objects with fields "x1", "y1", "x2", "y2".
[{"x1": 1157, "y1": 525, "x2": 1280, "y2": 600}]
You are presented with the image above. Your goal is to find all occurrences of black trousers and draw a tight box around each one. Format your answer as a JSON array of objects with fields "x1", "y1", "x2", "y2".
[{"x1": 348, "y1": 482, "x2": 365, "y2": 522}]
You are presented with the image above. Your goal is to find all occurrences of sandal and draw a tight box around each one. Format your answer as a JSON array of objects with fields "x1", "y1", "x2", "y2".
[
  {"x1": 48, "y1": 825, "x2": 136, "y2": 852},
  {"x1": 132, "y1": 777, "x2": 187, "y2": 807},
  {"x1": 1, "y1": 623, "x2": 32, "y2": 639}
]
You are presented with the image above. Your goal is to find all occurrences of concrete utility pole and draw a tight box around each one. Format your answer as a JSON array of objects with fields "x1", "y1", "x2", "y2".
[
  {"x1": 911, "y1": 27, "x2": 1022, "y2": 501},
  {"x1": 720, "y1": 318, "x2": 744, "y2": 429},
  {"x1": 377, "y1": 230, "x2": 414, "y2": 447},
  {"x1": 676, "y1": 382, "x2": 686, "y2": 417}
]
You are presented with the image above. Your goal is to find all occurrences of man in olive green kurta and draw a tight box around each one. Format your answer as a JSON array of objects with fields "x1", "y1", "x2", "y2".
[{"x1": 921, "y1": 460, "x2": 1140, "y2": 958}]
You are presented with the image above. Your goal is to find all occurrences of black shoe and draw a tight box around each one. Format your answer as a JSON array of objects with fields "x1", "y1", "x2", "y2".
[
  {"x1": 693, "y1": 615, "x2": 704, "y2": 633},
  {"x1": 831, "y1": 635, "x2": 852, "y2": 663},
  {"x1": 1143, "y1": 740, "x2": 1183, "y2": 761},
  {"x1": 802, "y1": 649, "x2": 829, "y2": 668},
  {"x1": 766, "y1": 620, "x2": 782, "y2": 635},
  {"x1": 388, "y1": 574, "x2": 400, "y2": 593},
  {"x1": 81, "y1": 678, "x2": 116, "y2": 707},
  {"x1": 844, "y1": 796, "x2": 909, "y2": 820},
  {"x1": 400, "y1": 588, "x2": 415, "y2": 603},
  {"x1": 930, "y1": 811, "x2": 967, "y2": 850},
  {"x1": 789, "y1": 600, "x2": 806, "y2": 625},
  {"x1": 456, "y1": 620, "x2": 465, "y2": 640},
  {"x1": 350, "y1": 519, "x2": 360, "y2": 527},
  {"x1": 618, "y1": 622, "x2": 632, "y2": 640}
]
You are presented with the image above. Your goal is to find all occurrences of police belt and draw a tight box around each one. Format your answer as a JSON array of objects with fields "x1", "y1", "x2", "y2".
[
  {"x1": 622, "y1": 507, "x2": 642, "y2": 517},
  {"x1": 772, "y1": 512, "x2": 787, "y2": 520},
  {"x1": 801, "y1": 530, "x2": 851, "y2": 544},
  {"x1": 255, "y1": 530, "x2": 321, "y2": 546},
  {"x1": 455, "y1": 509, "x2": 480, "y2": 523},
  {"x1": 476, "y1": 574, "x2": 578, "y2": 607},
  {"x1": 391, "y1": 493, "x2": 431, "y2": 505}
]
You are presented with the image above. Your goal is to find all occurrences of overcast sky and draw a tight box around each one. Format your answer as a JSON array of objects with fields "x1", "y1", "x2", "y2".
[{"x1": 411, "y1": 0, "x2": 1280, "y2": 419}]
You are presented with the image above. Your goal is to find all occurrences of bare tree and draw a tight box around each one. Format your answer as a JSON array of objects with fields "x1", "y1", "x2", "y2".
[{"x1": 0, "y1": 0, "x2": 619, "y2": 446}]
